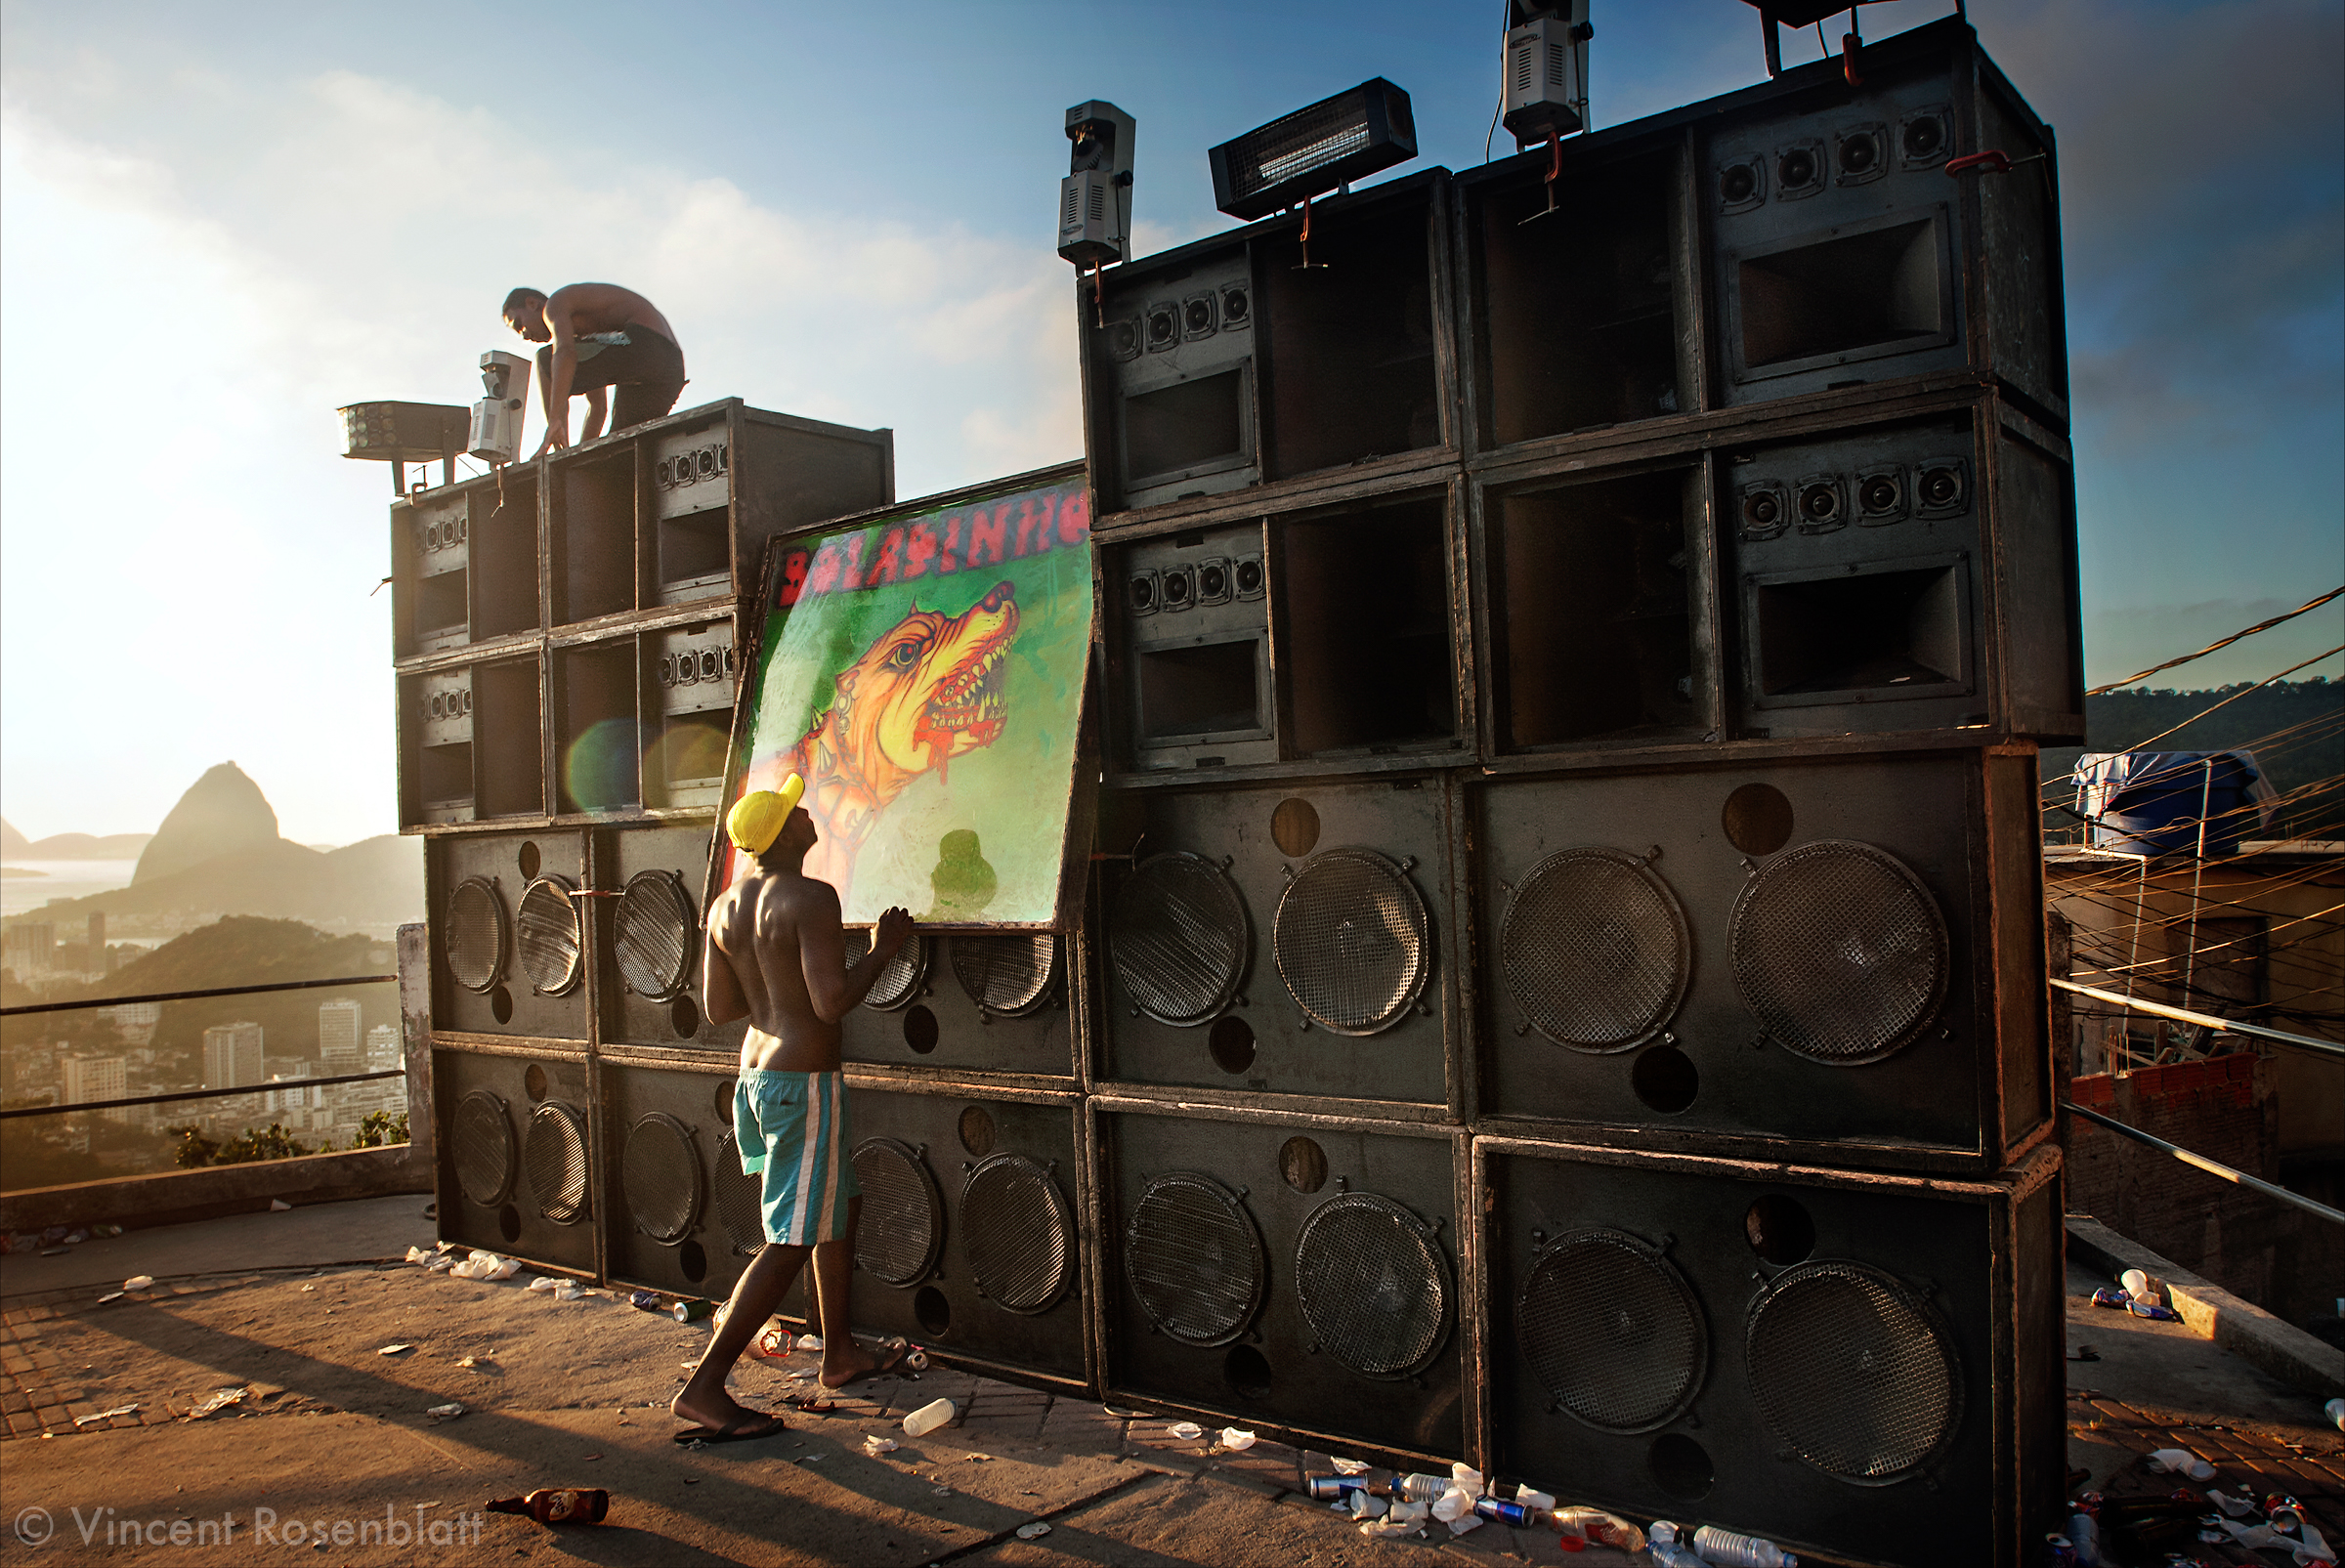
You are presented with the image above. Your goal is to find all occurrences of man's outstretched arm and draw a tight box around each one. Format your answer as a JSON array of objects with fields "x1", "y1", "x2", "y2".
[
  {"x1": 800, "y1": 893, "x2": 915, "y2": 1024},
  {"x1": 532, "y1": 295, "x2": 583, "y2": 457}
]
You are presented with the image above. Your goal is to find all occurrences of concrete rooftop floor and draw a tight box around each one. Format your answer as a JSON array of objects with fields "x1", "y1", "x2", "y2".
[{"x1": 0, "y1": 1196, "x2": 2336, "y2": 1566}]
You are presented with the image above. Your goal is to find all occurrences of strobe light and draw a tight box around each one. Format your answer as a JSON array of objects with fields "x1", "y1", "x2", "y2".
[
  {"x1": 1058, "y1": 101, "x2": 1135, "y2": 269},
  {"x1": 1503, "y1": 2, "x2": 1592, "y2": 147},
  {"x1": 468, "y1": 350, "x2": 532, "y2": 464},
  {"x1": 1208, "y1": 78, "x2": 1416, "y2": 223}
]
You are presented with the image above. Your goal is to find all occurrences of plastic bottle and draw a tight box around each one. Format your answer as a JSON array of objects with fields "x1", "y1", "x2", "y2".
[
  {"x1": 485, "y1": 1488, "x2": 609, "y2": 1525},
  {"x1": 1647, "y1": 1521, "x2": 1706, "y2": 1568},
  {"x1": 2067, "y1": 1510, "x2": 2101, "y2": 1566},
  {"x1": 1386, "y1": 1472, "x2": 1448, "y2": 1503},
  {"x1": 1692, "y1": 1524, "x2": 1799, "y2": 1567},
  {"x1": 1554, "y1": 1507, "x2": 1644, "y2": 1551},
  {"x1": 902, "y1": 1397, "x2": 956, "y2": 1437}
]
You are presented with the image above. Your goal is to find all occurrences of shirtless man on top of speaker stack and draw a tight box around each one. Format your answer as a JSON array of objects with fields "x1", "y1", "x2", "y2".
[
  {"x1": 671, "y1": 777, "x2": 918, "y2": 1444},
  {"x1": 501, "y1": 281, "x2": 688, "y2": 458}
]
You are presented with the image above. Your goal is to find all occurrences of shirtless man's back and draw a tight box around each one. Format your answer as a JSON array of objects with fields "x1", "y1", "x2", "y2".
[
  {"x1": 501, "y1": 281, "x2": 688, "y2": 454},
  {"x1": 672, "y1": 780, "x2": 914, "y2": 1443}
]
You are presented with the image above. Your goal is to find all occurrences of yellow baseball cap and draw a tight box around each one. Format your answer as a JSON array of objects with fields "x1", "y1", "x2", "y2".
[{"x1": 726, "y1": 773, "x2": 805, "y2": 855}]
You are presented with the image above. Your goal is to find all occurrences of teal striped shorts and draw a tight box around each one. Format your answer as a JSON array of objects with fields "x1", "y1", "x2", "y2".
[{"x1": 734, "y1": 1069, "x2": 861, "y2": 1245}]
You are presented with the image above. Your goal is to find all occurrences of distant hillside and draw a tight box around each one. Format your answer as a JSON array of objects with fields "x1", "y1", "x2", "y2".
[
  {"x1": 98, "y1": 917, "x2": 398, "y2": 1061},
  {"x1": 0, "y1": 821, "x2": 149, "y2": 861},
  {"x1": 2041, "y1": 678, "x2": 2343, "y2": 839},
  {"x1": 137, "y1": 762, "x2": 278, "y2": 883}
]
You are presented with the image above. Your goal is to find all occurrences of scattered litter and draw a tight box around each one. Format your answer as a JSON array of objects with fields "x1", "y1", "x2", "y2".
[
  {"x1": 377, "y1": 1343, "x2": 414, "y2": 1357},
  {"x1": 1690, "y1": 1524, "x2": 1798, "y2": 1567},
  {"x1": 39, "y1": 1248, "x2": 68, "y2": 1257},
  {"x1": 72, "y1": 1404, "x2": 139, "y2": 1427},
  {"x1": 1218, "y1": 1426, "x2": 1256, "y2": 1451},
  {"x1": 1348, "y1": 1492, "x2": 1387, "y2": 1521},
  {"x1": 582, "y1": 1453, "x2": 602, "y2": 1462},
  {"x1": 186, "y1": 1389, "x2": 246, "y2": 1420},
  {"x1": 2144, "y1": 1446, "x2": 2215, "y2": 1481},
  {"x1": 903, "y1": 1398, "x2": 956, "y2": 1437},
  {"x1": 1331, "y1": 1457, "x2": 1370, "y2": 1476},
  {"x1": 668, "y1": 1298, "x2": 715, "y2": 1323},
  {"x1": 905, "y1": 1345, "x2": 929, "y2": 1371},
  {"x1": 527, "y1": 1275, "x2": 564, "y2": 1293},
  {"x1": 796, "y1": 1335, "x2": 824, "y2": 1351},
  {"x1": 2208, "y1": 1488, "x2": 2254, "y2": 1518},
  {"x1": 426, "y1": 1403, "x2": 464, "y2": 1420},
  {"x1": 1360, "y1": 1499, "x2": 1428, "y2": 1539},
  {"x1": 1449, "y1": 1462, "x2": 1484, "y2": 1496},
  {"x1": 863, "y1": 1435, "x2": 900, "y2": 1457},
  {"x1": 750, "y1": 1327, "x2": 793, "y2": 1359},
  {"x1": 931, "y1": 1487, "x2": 953, "y2": 1497},
  {"x1": 1014, "y1": 1523, "x2": 1051, "y2": 1541},
  {"x1": 448, "y1": 1251, "x2": 520, "y2": 1281},
  {"x1": 123, "y1": 1275, "x2": 154, "y2": 1292},
  {"x1": 552, "y1": 1282, "x2": 586, "y2": 1301},
  {"x1": 2066, "y1": 1344, "x2": 2101, "y2": 1362},
  {"x1": 1444, "y1": 1512, "x2": 1485, "y2": 1538},
  {"x1": 409, "y1": 1247, "x2": 458, "y2": 1273},
  {"x1": 97, "y1": 1292, "x2": 124, "y2": 1304},
  {"x1": 965, "y1": 1454, "x2": 994, "y2": 1463},
  {"x1": 300, "y1": 1285, "x2": 317, "y2": 1293},
  {"x1": 1165, "y1": 1421, "x2": 1204, "y2": 1441},
  {"x1": 2118, "y1": 1267, "x2": 2169, "y2": 1308},
  {"x1": 455, "y1": 1356, "x2": 480, "y2": 1370},
  {"x1": 1555, "y1": 1507, "x2": 1643, "y2": 1551},
  {"x1": 1102, "y1": 1406, "x2": 1153, "y2": 1419},
  {"x1": 269, "y1": 1200, "x2": 292, "y2": 1211}
]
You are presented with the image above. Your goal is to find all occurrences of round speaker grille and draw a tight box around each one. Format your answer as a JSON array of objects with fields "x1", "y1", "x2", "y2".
[
  {"x1": 1516, "y1": 1229, "x2": 1707, "y2": 1434},
  {"x1": 1110, "y1": 852, "x2": 1250, "y2": 1025},
  {"x1": 615, "y1": 871, "x2": 697, "y2": 1001},
  {"x1": 524, "y1": 1102, "x2": 590, "y2": 1224},
  {"x1": 1746, "y1": 1261, "x2": 1963, "y2": 1483},
  {"x1": 621, "y1": 1112, "x2": 702, "y2": 1246},
  {"x1": 1125, "y1": 1172, "x2": 1264, "y2": 1347},
  {"x1": 445, "y1": 878, "x2": 507, "y2": 994},
  {"x1": 846, "y1": 930, "x2": 928, "y2": 1011},
  {"x1": 451, "y1": 1090, "x2": 515, "y2": 1206},
  {"x1": 1501, "y1": 849, "x2": 1690, "y2": 1052},
  {"x1": 852, "y1": 1138, "x2": 943, "y2": 1287},
  {"x1": 713, "y1": 1130, "x2": 765, "y2": 1256},
  {"x1": 1272, "y1": 848, "x2": 1429, "y2": 1036},
  {"x1": 952, "y1": 933, "x2": 1057, "y2": 1017},
  {"x1": 962, "y1": 1153, "x2": 1074, "y2": 1314},
  {"x1": 1730, "y1": 840, "x2": 1948, "y2": 1064},
  {"x1": 516, "y1": 876, "x2": 584, "y2": 996},
  {"x1": 1293, "y1": 1193, "x2": 1451, "y2": 1378}
]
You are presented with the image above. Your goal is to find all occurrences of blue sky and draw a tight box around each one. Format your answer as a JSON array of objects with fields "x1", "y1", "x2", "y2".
[{"x1": 2, "y1": 0, "x2": 2337, "y2": 843}]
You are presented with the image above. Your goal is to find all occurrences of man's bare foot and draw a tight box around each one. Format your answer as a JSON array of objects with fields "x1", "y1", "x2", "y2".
[
  {"x1": 672, "y1": 1380, "x2": 770, "y2": 1432},
  {"x1": 819, "y1": 1336, "x2": 917, "y2": 1390}
]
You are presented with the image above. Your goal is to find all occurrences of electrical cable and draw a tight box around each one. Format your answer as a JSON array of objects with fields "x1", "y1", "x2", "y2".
[{"x1": 2087, "y1": 586, "x2": 2344, "y2": 696}]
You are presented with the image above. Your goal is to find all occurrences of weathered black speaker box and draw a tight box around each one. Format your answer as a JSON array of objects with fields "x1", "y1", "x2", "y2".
[
  {"x1": 1094, "y1": 775, "x2": 1456, "y2": 1111},
  {"x1": 1701, "y1": 19, "x2": 2067, "y2": 422},
  {"x1": 1726, "y1": 404, "x2": 2081, "y2": 742},
  {"x1": 426, "y1": 830, "x2": 589, "y2": 1042},
  {"x1": 397, "y1": 654, "x2": 546, "y2": 827},
  {"x1": 589, "y1": 822, "x2": 745, "y2": 1053},
  {"x1": 1100, "y1": 485, "x2": 1468, "y2": 777},
  {"x1": 834, "y1": 932, "x2": 1077, "y2": 1081},
  {"x1": 825, "y1": 1079, "x2": 1089, "y2": 1390},
  {"x1": 1093, "y1": 1101, "x2": 1467, "y2": 1463},
  {"x1": 1082, "y1": 172, "x2": 1453, "y2": 518},
  {"x1": 434, "y1": 1045, "x2": 598, "y2": 1275},
  {"x1": 644, "y1": 620, "x2": 739, "y2": 810},
  {"x1": 598, "y1": 1055, "x2": 762, "y2": 1303},
  {"x1": 390, "y1": 466, "x2": 539, "y2": 658},
  {"x1": 1478, "y1": 1137, "x2": 2065, "y2": 1568},
  {"x1": 1471, "y1": 745, "x2": 2052, "y2": 1174}
]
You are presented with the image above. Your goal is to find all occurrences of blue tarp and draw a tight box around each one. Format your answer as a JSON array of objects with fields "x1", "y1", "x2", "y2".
[{"x1": 2073, "y1": 750, "x2": 2278, "y2": 858}]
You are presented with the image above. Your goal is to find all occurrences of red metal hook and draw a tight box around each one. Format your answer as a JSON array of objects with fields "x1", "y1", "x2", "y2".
[
  {"x1": 1295, "y1": 191, "x2": 1327, "y2": 270},
  {"x1": 1946, "y1": 149, "x2": 2021, "y2": 177}
]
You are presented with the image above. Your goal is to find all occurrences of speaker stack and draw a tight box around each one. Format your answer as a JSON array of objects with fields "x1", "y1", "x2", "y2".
[
  {"x1": 398, "y1": 400, "x2": 892, "y2": 1303},
  {"x1": 1074, "y1": 16, "x2": 2075, "y2": 1561}
]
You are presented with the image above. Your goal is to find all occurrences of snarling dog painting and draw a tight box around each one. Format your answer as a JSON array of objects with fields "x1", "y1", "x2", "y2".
[{"x1": 723, "y1": 469, "x2": 1092, "y2": 924}]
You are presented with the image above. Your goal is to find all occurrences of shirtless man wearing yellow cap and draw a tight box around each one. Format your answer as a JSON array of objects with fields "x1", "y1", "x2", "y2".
[{"x1": 671, "y1": 775, "x2": 916, "y2": 1444}]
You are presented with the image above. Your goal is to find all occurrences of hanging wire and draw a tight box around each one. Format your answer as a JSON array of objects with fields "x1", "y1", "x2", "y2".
[
  {"x1": 2089, "y1": 586, "x2": 2344, "y2": 695},
  {"x1": 1483, "y1": 0, "x2": 1509, "y2": 163}
]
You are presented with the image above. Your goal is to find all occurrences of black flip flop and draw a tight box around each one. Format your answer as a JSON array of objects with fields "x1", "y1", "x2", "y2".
[
  {"x1": 819, "y1": 1337, "x2": 918, "y2": 1390},
  {"x1": 673, "y1": 1411, "x2": 789, "y2": 1445}
]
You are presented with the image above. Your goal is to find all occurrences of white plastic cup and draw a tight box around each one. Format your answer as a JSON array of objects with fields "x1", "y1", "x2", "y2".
[{"x1": 902, "y1": 1397, "x2": 956, "y2": 1437}]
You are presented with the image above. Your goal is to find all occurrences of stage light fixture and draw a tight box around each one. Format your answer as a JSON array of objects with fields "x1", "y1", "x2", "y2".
[
  {"x1": 1503, "y1": 2, "x2": 1592, "y2": 148},
  {"x1": 1208, "y1": 78, "x2": 1416, "y2": 223},
  {"x1": 468, "y1": 351, "x2": 532, "y2": 465},
  {"x1": 1058, "y1": 101, "x2": 1135, "y2": 270}
]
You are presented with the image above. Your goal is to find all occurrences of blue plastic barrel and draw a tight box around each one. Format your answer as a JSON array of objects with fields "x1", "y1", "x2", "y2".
[{"x1": 2073, "y1": 750, "x2": 2263, "y2": 858}]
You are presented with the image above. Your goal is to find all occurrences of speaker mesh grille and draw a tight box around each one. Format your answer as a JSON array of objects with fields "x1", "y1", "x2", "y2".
[
  {"x1": 1516, "y1": 1229, "x2": 1707, "y2": 1434},
  {"x1": 1125, "y1": 1172, "x2": 1264, "y2": 1346},
  {"x1": 1501, "y1": 849, "x2": 1689, "y2": 1052},
  {"x1": 845, "y1": 931, "x2": 928, "y2": 1011},
  {"x1": 714, "y1": 1130, "x2": 765, "y2": 1256},
  {"x1": 1294, "y1": 1193, "x2": 1451, "y2": 1377},
  {"x1": 451, "y1": 1090, "x2": 514, "y2": 1206},
  {"x1": 1272, "y1": 848, "x2": 1429, "y2": 1036},
  {"x1": 516, "y1": 877, "x2": 583, "y2": 996},
  {"x1": 852, "y1": 1138, "x2": 942, "y2": 1287},
  {"x1": 524, "y1": 1102, "x2": 590, "y2": 1224},
  {"x1": 1110, "y1": 852, "x2": 1250, "y2": 1025},
  {"x1": 446, "y1": 879, "x2": 507, "y2": 994},
  {"x1": 1730, "y1": 840, "x2": 1948, "y2": 1063},
  {"x1": 1746, "y1": 1261, "x2": 1963, "y2": 1483},
  {"x1": 962, "y1": 1154, "x2": 1074, "y2": 1314},
  {"x1": 953, "y1": 934, "x2": 1057, "y2": 1016},
  {"x1": 614, "y1": 872, "x2": 696, "y2": 1001},
  {"x1": 621, "y1": 1113, "x2": 702, "y2": 1245}
]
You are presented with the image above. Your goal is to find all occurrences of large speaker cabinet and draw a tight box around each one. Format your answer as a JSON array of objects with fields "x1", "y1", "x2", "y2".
[
  {"x1": 1093, "y1": 775, "x2": 1457, "y2": 1111},
  {"x1": 1099, "y1": 482, "x2": 1469, "y2": 778},
  {"x1": 1478, "y1": 1137, "x2": 2065, "y2": 1568},
  {"x1": 434, "y1": 1045, "x2": 598, "y2": 1275},
  {"x1": 598, "y1": 1054, "x2": 764, "y2": 1304},
  {"x1": 591, "y1": 822, "x2": 745, "y2": 1054},
  {"x1": 391, "y1": 466, "x2": 540, "y2": 659},
  {"x1": 426, "y1": 830, "x2": 589, "y2": 1042},
  {"x1": 828, "y1": 1079, "x2": 1090, "y2": 1391},
  {"x1": 1092, "y1": 1101, "x2": 1468, "y2": 1464},
  {"x1": 398, "y1": 653, "x2": 547, "y2": 826},
  {"x1": 1080, "y1": 172, "x2": 1456, "y2": 519},
  {"x1": 835, "y1": 931, "x2": 1077, "y2": 1081},
  {"x1": 1471, "y1": 745, "x2": 2052, "y2": 1173}
]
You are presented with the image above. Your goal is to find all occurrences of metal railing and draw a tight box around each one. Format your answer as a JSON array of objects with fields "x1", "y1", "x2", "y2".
[{"x1": 2049, "y1": 978, "x2": 2345, "y2": 1063}]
